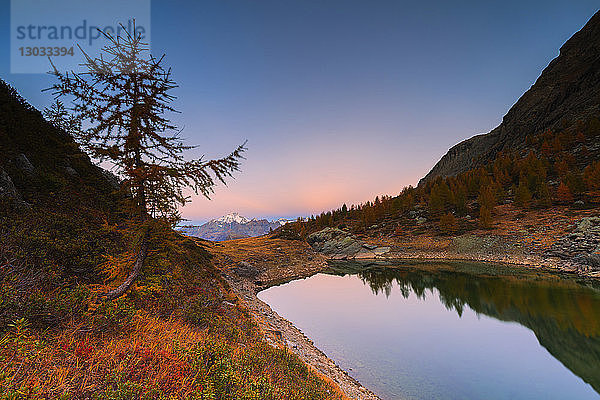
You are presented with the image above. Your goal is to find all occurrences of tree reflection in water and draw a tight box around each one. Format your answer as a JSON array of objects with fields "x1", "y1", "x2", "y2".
[{"x1": 326, "y1": 261, "x2": 600, "y2": 394}]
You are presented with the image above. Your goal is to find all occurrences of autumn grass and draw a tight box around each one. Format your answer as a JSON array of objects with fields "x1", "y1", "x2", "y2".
[
  {"x1": 0, "y1": 228, "x2": 347, "y2": 399},
  {"x1": 375, "y1": 204, "x2": 598, "y2": 252},
  {"x1": 208, "y1": 236, "x2": 328, "y2": 286},
  {"x1": 0, "y1": 299, "x2": 347, "y2": 399}
]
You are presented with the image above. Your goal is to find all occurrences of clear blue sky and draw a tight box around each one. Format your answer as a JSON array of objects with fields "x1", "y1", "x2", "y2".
[{"x1": 0, "y1": 1, "x2": 598, "y2": 223}]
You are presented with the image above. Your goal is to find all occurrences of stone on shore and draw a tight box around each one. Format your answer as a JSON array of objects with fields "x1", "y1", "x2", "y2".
[{"x1": 307, "y1": 227, "x2": 390, "y2": 259}]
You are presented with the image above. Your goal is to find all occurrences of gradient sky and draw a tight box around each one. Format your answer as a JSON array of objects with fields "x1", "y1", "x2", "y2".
[{"x1": 0, "y1": 1, "x2": 598, "y2": 223}]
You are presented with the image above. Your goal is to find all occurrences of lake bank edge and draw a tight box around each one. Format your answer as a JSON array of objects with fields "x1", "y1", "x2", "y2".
[{"x1": 208, "y1": 232, "x2": 599, "y2": 400}]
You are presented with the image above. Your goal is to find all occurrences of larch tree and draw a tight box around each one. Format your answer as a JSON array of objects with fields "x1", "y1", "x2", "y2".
[
  {"x1": 43, "y1": 99, "x2": 82, "y2": 137},
  {"x1": 479, "y1": 205, "x2": 493, "y2": 230},
  {"x1": 478, "y1": 185, "x2": 496, "y2": 211},
  {"x1": 439, "y1": 212, "x2": 458, "y2": 235},
  {"x1": 47, "y1": 26, "x2": 246, "y2": 300},
  {"x1": 515, "y1": 179, "x2": 532, "y2": 208},
  {"x1": 555, "y1": 182, "x2": 574, "y2": 204}
]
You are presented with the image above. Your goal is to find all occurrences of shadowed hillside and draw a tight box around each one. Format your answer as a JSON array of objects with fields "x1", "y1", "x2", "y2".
[{"x1": 0, "y1": 80, "x2": 118, "y2": 209}]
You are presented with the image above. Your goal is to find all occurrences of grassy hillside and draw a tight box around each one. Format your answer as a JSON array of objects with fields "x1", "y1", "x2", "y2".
[
  {"x1": 0, "y1": 80, "x2": 345, "y2": 398},
  {"x1": 0, "y1": 78, "x2": 125, "y2": 288},
  {"x1": 0, "y1": 234, "x2": 345, "y2": 398}
]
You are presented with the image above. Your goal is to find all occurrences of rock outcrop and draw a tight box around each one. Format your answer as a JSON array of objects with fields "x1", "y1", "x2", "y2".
[
  {"x1": 14, "y1": 153, "x2": 34, "y2": 175},
  {"x1": 421, "y1": 10, "x2": 600, "y2": 185},
  {"x1": 546, "y1": 216, "x2": 600, "y2": 271},
  {"x1": 0, "y1": 79, "x2": 118, "y2": 205},
  {"x1": 307, "y1": 228, "x2": 390, "y2": 259},
  {"x1": 232, "y1": 261, "x2": 263, "y2": 279},
  {"x1": 0, "y1": 166, "x2": 19, "y2": 200}
]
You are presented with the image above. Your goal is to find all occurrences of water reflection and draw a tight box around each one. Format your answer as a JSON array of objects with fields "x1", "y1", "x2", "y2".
[{"x1": 327, "y1": 261, "x2": 600, "y2": 394}]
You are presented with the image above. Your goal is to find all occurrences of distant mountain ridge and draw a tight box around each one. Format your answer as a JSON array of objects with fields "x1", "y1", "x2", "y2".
[
  {"x1": 420, "y1": 10, "x2": 600, "y2": 185},
  {"x1": 180, "y1": 212, "x2": 292, "y2": 241}
]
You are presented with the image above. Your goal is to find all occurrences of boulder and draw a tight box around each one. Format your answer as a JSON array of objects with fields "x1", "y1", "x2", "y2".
[
  {"x1": 307, "y1": 228, "x2": 363, "y2": 257},
  {"x1": 576, "y1": 217, "x2": 600, "y2": 233},
  {"x1": 233, "y1": 261, "x2": 262, "y2": 279},
  {"x1": 14, "y1": 153, "x2": 34, "y2": 174},
  {"x1": 65, "y1": 166, "x2": 78, "y2": 177},
  {"x1": 0, "y1": 167, "x2": 18, "y2": 198},
  {"x1": 307, "y1": 228, "x2": 390, "y2": 259},
  {"x1": 573, "y1": 254, "x2": 600, "y2": 270},
  {"x1": 372, "y1": 247, "x2": 391, "y2": 255}
]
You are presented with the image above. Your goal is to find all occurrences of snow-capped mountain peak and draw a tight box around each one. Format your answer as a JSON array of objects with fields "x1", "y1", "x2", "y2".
[
  {"x1": 214, "y1": 212, "x2": 250, "y2": 224},
  {"x1": 180, "y1": 213, "x2": 300, "y2": 241}
]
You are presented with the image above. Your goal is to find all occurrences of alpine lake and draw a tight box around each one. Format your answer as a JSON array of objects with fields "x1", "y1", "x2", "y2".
[{"x1": 258, "y1": 261, "x2": 600, "y2": 400}]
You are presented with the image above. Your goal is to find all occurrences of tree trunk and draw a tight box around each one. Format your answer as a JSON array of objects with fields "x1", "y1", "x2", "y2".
[
  {"x1": 102, "y1": 76, "x2": 150, "y2": 302},
  {"x1": 103, "y1": 233, "x2": 148, "y2": 301}
]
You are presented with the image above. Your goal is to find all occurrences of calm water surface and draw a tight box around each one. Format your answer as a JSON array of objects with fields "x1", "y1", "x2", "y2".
[{"x1": 257, "y1": 262, "x2": 600, "y2": 399}]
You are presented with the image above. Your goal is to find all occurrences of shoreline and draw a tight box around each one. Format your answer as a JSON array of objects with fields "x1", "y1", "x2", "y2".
[
  {"x1": 378, "y1": 249, "x2": 600, "y2": 279},
  {"x1": 225, "y1": 272, "x2": 381, "y2": 400},
  {"x1": 210, "y1": 237, "x2": 381, "y2": 399},
  {"x1": 210, "y1": 231, "x2": 599, "y2": 400}
]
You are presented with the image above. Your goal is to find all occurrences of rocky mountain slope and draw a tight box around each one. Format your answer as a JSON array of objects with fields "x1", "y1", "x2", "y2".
[
  {"x1": 0, "y1": 79, "x2": 118, "y2": 209},
  {"x1": 180, "y1": 212, "x2": 291, "y2": 241},
  {"x1": 421, "y1": 10, "x2": 600, "y2": 184},
  {"x1": 0, "y1": 79, "x2": 124, "y2": 283}
]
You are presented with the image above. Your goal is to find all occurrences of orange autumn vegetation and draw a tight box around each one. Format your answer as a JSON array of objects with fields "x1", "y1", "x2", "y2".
[
  {"x1": 556, "y1": 182, "x2": 574, "y2": 203},
  {"x1": 1, "y1": 310, "x2": 346, "y2": 399},
  {"x1": 0, "y1": 222, "x2": 346, "y2": 399}
]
